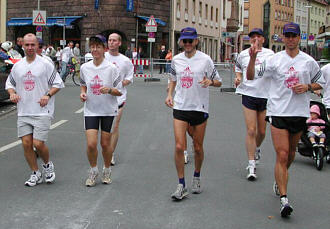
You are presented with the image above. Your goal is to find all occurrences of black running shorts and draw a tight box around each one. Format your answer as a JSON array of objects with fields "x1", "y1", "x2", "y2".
[
  {"x1": 84, "y1": 116, "x2": 115, "y2": 133},
  {"x1": 173, "y1": 109, "x2": 209, "y2": 126},
  {"x1": 266, "y1": 116, "x2": 307, "y2": 134},
  {"x1": 242, "y1": 95, "x2": 267, "y2": 111}
]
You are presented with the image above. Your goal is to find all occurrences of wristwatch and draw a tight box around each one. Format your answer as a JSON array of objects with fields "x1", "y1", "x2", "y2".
[
  {"x1": 108, "y1": 88, "x2": 112, "y2": 94},
  {"x1": 307, "y1": 84, "x2": 312, "y2": 92},
  {"x1": 46, "y1": 92, "x2": 52, "y2": 98}
]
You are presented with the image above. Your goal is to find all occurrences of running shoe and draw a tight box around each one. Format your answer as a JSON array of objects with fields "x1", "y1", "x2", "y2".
[
  {"x1": 280, "y1": 197, "x2": 293, "y2": 217},
  {"x1": 42, "y1": 161, "x2": 55, "y2": 183},
  {"x1": 85, "y1": 168, "x2": 98, "y2": 187},
  {"x1": 171, "y1": 184, "x2": 188, "y2": 200},
  {"x1": 102, "y1": 167, "x2": 112, "y2": 184},
  {"x1": 25, "y1": 171, "x2": 43, "y2": 187},
  {"x1": 184, "y1": 151, "x2": 189, "y2": 164},
  {"x1": 255, "y1": 148, "x2": 261, "y2": 165},
  {"x1": 191, "y1": 177, "x2": 202, "y2": 194},
  {"x1": 273, "y1": 181, "x2": 280, "y2": 196},
  {"x1": 111, "y1": 155, "x2": 116, "y2": 166},
  {"x1": 246, "y1": 164, "x2": 257, "y2": 181}
]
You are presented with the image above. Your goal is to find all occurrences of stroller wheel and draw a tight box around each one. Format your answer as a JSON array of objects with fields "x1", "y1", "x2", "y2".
[
  {"x1": 314, "y1": 147, "x2": 324, "y2": 171},
  {"x1": 326, "y1": 154, "x2": 330, "y2": 164}
]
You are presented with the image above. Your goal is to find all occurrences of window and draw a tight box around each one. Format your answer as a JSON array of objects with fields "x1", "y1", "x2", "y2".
[
  {"x1": 275, "y1": 10, "x2": 277, "y2": 19},
  {"x1": 185, "y1": 0, "x2": 188, "y2": 12},
  {"x1": 223, "y1": 0, "x2": 226, "y2": 19},
  {"x1": 199, "y1": 1, "x2": 202, "y2": 18},
  {"x1": 211, "y1": 6, "x2": 213, "y2": 21},
  {"x1": 205, "y1": 4, "x2": 208, "y2": 20},
  {"x1": 176, "y1": 0, "x2": 181, "y2": 19},
  {"x1": 192, "y1": 0, "x2": 196, "y2": 16},
  {"x1": 216, "y1": 8, "x2": 219, "y2": 22},
  {"x1": 244, "y1": 10, "x2": 249, "y2": 18}
]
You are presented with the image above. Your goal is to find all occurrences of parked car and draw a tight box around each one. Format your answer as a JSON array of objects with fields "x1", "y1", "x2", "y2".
[{"x1": 0, "y1": 68, "x2": 9, "y2": 101}]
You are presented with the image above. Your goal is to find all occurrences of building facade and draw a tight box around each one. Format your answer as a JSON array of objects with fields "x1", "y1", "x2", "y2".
[
  {"x1": 0, "y1": 0, "x2": 6, "y2": 43},
  {"x1": 294, "y1": 0, "x2": 309, "y2": 49},
  {"x1": 6, "y1": 0, "x2": 170, "y2": 57}
]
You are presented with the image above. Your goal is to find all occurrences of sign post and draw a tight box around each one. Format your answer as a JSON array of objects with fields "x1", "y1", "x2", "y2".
[
  {"x1": 32, "y1": 10, "x2": 46, "y2": 26},
  {"x1": 145, "y1": 15, "x2": 158, "y2": 78}
]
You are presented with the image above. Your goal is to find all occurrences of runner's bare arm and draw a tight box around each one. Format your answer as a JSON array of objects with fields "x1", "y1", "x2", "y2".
[
  {"x1": 7, "y1": 88, "x2": 20, "y2": 103},
  {"x1": 235, "y1": 72, "x2": 242, "y2": 87}
]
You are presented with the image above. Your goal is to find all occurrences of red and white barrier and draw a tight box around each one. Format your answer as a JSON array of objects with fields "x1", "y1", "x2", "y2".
[
  {"x1": 131, "y1": 59, "x2": 149, "y2": 66},
  {"x1": 134, "y1": 74, "x2": 151, "y2": 78}
]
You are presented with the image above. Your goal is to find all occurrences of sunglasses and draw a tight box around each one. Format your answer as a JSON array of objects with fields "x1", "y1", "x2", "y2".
[
  {"x1": 284, "y1": 33, "x2": 298, "y2": 38},
  {"x1": 182, "y1": 39, "x2": 193, "y2": 44}
]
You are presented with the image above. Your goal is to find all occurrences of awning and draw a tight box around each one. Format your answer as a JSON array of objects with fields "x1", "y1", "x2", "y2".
[
  {"x1": 316, "y1": 32, "x2": 330, "y2": 39},
  {"x1": 7, "y1": 16, "x2": 83, "y2": 27},
  {"x1": 137, "y1": 15, "x2": 166, "y2": 26}
]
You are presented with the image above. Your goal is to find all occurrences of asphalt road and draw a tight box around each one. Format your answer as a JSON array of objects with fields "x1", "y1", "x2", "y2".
[{"x1": 0, "y1": 78, "x2": 329, "y2": 229}]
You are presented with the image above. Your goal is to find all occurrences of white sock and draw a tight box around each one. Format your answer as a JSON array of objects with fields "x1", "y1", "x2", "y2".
[
  {"x1": 184, "y1": 150, "x2": 188, "y2": 155},
  {"x1": 91, "y1": 166, "x2": 98, "y2": 173},
  {"x1": 248, "y1": 160, "x2": 256, "y2": 167},
  {"x1": 103, "y1": 167, "x2": 111, "y2": 173},
  {"x1": 256, "y1": 147, "x2": 260, "y2": 152}
]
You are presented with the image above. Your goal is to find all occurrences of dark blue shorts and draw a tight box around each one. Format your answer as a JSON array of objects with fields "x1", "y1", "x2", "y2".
[
  {"x1": 173, "y1": 109, "x2": 209, "y2": 126},
  {"x1": 242, "y1": 95, "x2": 267, "y2": 111},
  {"x1": 266, "y1": 116, "x2": 307, "y2": 134},
  {"x1": 84, "y1": 116, "x2": 114, "y2": 133}
]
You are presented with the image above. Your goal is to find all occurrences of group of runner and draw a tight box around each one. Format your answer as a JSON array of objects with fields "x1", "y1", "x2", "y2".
[{"x1": 5, "y1": 22, "x2": 328, "y2": 218}]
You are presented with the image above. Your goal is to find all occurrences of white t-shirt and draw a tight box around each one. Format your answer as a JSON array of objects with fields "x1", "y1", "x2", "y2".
[
  {"x1": 170, "y1": 50, "x2": 222, "y2": 113},
  {"x1": 104, "y1": 52, "x2": 134, "y2": 105},
  {"x1": 235, "y1": 48, "x2": 274, "y2": 98},
  {"x1": 257, "y1": 50, "x2": 324, "y2": 117},
  {"x1": 5, "y1": 55, "x2": 64, "y2": 118},
  {"x1": 321, "y1": 64, "x2": 330, "y2": 108},
  {"x1": 61, "y1": 47, "x2": 73, "y2": 63},
  {"x1": 80, "y1": 59, "x2": 122, "y2": 116}
]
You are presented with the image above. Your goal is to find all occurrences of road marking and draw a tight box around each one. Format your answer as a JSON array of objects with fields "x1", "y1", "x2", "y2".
[
  {"x1": 0, "y1": 140, "x2": 21, "y2": 153},
  {"x1": 50, "y1": 120, "x2": 68, "y2": 129},
  {"x1": 0, "y1": 119, "x2": 68, "y2": 153},
  {"x1": 75, "y1": 107, "x2": 84, "y2": 114}
]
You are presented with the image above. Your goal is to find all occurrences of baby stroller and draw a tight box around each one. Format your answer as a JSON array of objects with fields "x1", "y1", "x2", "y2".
[{"x1": 297, "y1": 101, "x2": 330, "y2": 170}]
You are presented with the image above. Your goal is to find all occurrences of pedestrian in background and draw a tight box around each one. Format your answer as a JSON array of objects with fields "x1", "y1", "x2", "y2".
[
  {"x1": 247, "y1": 22, "x2": 324, "y2": 217},
  {"x1": 165, "y1": 27, "x2": 222, "y2": 201},
  {"x1": 125, "y1": 46, "x2": 133, "y2": 59},
  {"x1": 137, "y1": 47, "x2": 144, "y2": 74},
  {"x1": 165, "y1": 49, "x2": 172, "y2": 74},
  {"x1": 5, "y1": 33, "x2": 64, "y2": 187},
  {"x1": 13, "y1": 37, "x2": 25, "y2": 57},
  {"x1": 80, "y1": 35, "x2": 122, "y2": 187},
  {"x1": 60, "y1": 41, "x2": 74, "y2": 82},
  {"x1": 159, "y1": 45, "x2": 166, "y2": 74},
  {"x1": 55, "y1": 47, "x2": 62, "y2": 71}
]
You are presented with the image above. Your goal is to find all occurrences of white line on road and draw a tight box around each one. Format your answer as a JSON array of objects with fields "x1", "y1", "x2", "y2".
[
  {"x1": 0, "y1": 119, "x2": 68, "y2": 153},
  {"x1": 75, "y1": 107, "x2": 84, "y2": 114},
  {"x1": 50, "y1": 120, "x2": 68, "y2": 129}
]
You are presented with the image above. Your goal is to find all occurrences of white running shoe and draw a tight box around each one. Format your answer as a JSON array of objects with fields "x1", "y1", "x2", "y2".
[
  {"x1": 184, "y1": 151, "x2": 189, "y2": 164},
  {"x1": 280, "y1": 197, "x2": 293, "y2": 217},
  {"x1": 273, "y1": 181, "x2": 280, "y2": 196},
  {"x1": 255, "y1": 148, "x2": 261, "y2": 165},
  {"x1": 25, "y1": 171, "x2": 43, "y2": 187},
  {"x1": 171, "y1": 184, "x2": 189, "y2": 200},
  {"x1": 191, "y1": 177, "x2": 202, "y2": 194},
  {"x1": 85, "y1": 168, "x2": 98, "y2": 187},
  {"x1": 246, "y1": 164, "x2": 257, "y2": 181},
  {"x1": 111, "y1": 155, "x2": 115, "y2": 166},
  {"x1": 42, "y1": 161, "x2": 55, "y2": 183},
  {"x1": 102, "y1": 167, "x2": 112, "y2": 184}
]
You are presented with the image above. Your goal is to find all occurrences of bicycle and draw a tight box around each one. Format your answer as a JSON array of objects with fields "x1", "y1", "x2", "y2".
[{"x1": 66, "y1": 63, "x2": 80, "y2": 86}]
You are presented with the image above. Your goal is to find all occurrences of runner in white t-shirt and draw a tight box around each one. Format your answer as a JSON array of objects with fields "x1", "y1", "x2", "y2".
[
  {"x1": 247, "y1": 23, "x2": 324, "y2": 217},
  {"x1": 5, "y1": 33, "x2": 64, "y2": 187},
  {"x1": 235, "y1": 28, "x2": 274, "y2": 180},
  {"x1": 104, "y1": 33, "x2": 134, "y2": 166},
  {"x1": 165, "y1": 27, "x2": 222, "y2": 201},
  {"x1": 79, "y1": 35, "x2": 122, "y2": 187}
]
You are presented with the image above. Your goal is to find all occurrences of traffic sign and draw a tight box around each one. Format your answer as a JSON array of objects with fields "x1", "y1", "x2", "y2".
[
  {"x1": 36, "y1": 26, "x2": 43, "y2": 32},
  {"x1": 148, "y1": 38, "x2": 155, "y2": 42},
  {"x1": 146, "y1": 15, "x2": 157, "y2": 32},
  {"x1": 36, "y1": 32, "x2": 42, "y2": 39},
  {"x1": 222, "y1": 32, "x2": 236, "y2": 38},
  {"x1": 33, "y1": 10, "x2": 46, "y2": 26},
  {"x1": 301, "y1": 33, "x2": 307, "y2": 40},
  {"x1": 148, "y1": 32, "x2": 155, "y2": 38}
]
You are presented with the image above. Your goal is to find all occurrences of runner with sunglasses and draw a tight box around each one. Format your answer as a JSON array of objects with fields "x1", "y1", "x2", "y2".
[
  {"x1": 165, "y1": 27, "x2": 222, "y2": 200},
  {"x1": 247, "y1": 22, "x2": 324, "y2": 217},
  {"x1": 80, "y1": 35, "x2": 122, "y2": 187},
  {"x1": 235, "y1": 28, "x2": 274, "y2": 181}
]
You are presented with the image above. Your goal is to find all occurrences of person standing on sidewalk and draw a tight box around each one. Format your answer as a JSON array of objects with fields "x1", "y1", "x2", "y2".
[
  {"x1": 59, "y1": 41, "x2": 74, "y2": 82},
  {"x1": 104, "y1": 33, "x2": 134, "y2": 165},
  {"x1": 5, "y1": 33, "x2": 64, "y2": 187},
  {"x1": 80, "y1": 35, "x2": 122, "y2": 187},
  {"x1": 235, "y1": 28, "x2": 274, "y2": 181},
  {"x1": 247, "y1": 22, "x2": 324, "y2": 217},
  {"x1": 165, "y1": 27, "x2": 222, "y2": 200}
]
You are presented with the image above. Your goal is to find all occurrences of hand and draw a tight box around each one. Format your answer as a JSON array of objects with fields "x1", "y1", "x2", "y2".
[
  {"x1": 249, "y1": 39, "x2": 261, "y2": 59},
  {"x1": 234, "y1": 77, "x2": 241, "y2": 87},
  {"x1": 165, "y1": 95, "x2": 173, "y2": 108},
  {"x1": 199, "y1": 76, "x2": 212, "y2": 88},
  {"x1": 38, "y1": 95, "x2": 50, "y2": 107},
  {"x1": 80, "y1": 92, "x2": 87, "y2": 102},
  {"x1": 9, "y1": 93, "x2": 20, "y2": 103},
  {"x1": 292, "y1": 84, "x2": 308, "y2": 94},
  {"x1": 100, "y1": 87, "x2": 110, "y2": 94}
]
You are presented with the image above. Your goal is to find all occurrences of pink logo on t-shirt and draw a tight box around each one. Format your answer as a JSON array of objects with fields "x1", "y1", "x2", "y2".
[
  {"x1": 180, "y1": 66, "x2": 194, "y2": 88},
  {"x1": 90, "y1": 75, "x2": 103, "y2": 95},
  {"x1": 284, "y1": 66, "x2": 299, "y2": 88},
  {"x1": 23, "y1": 71, "x2": 35, "y2": 91}
]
